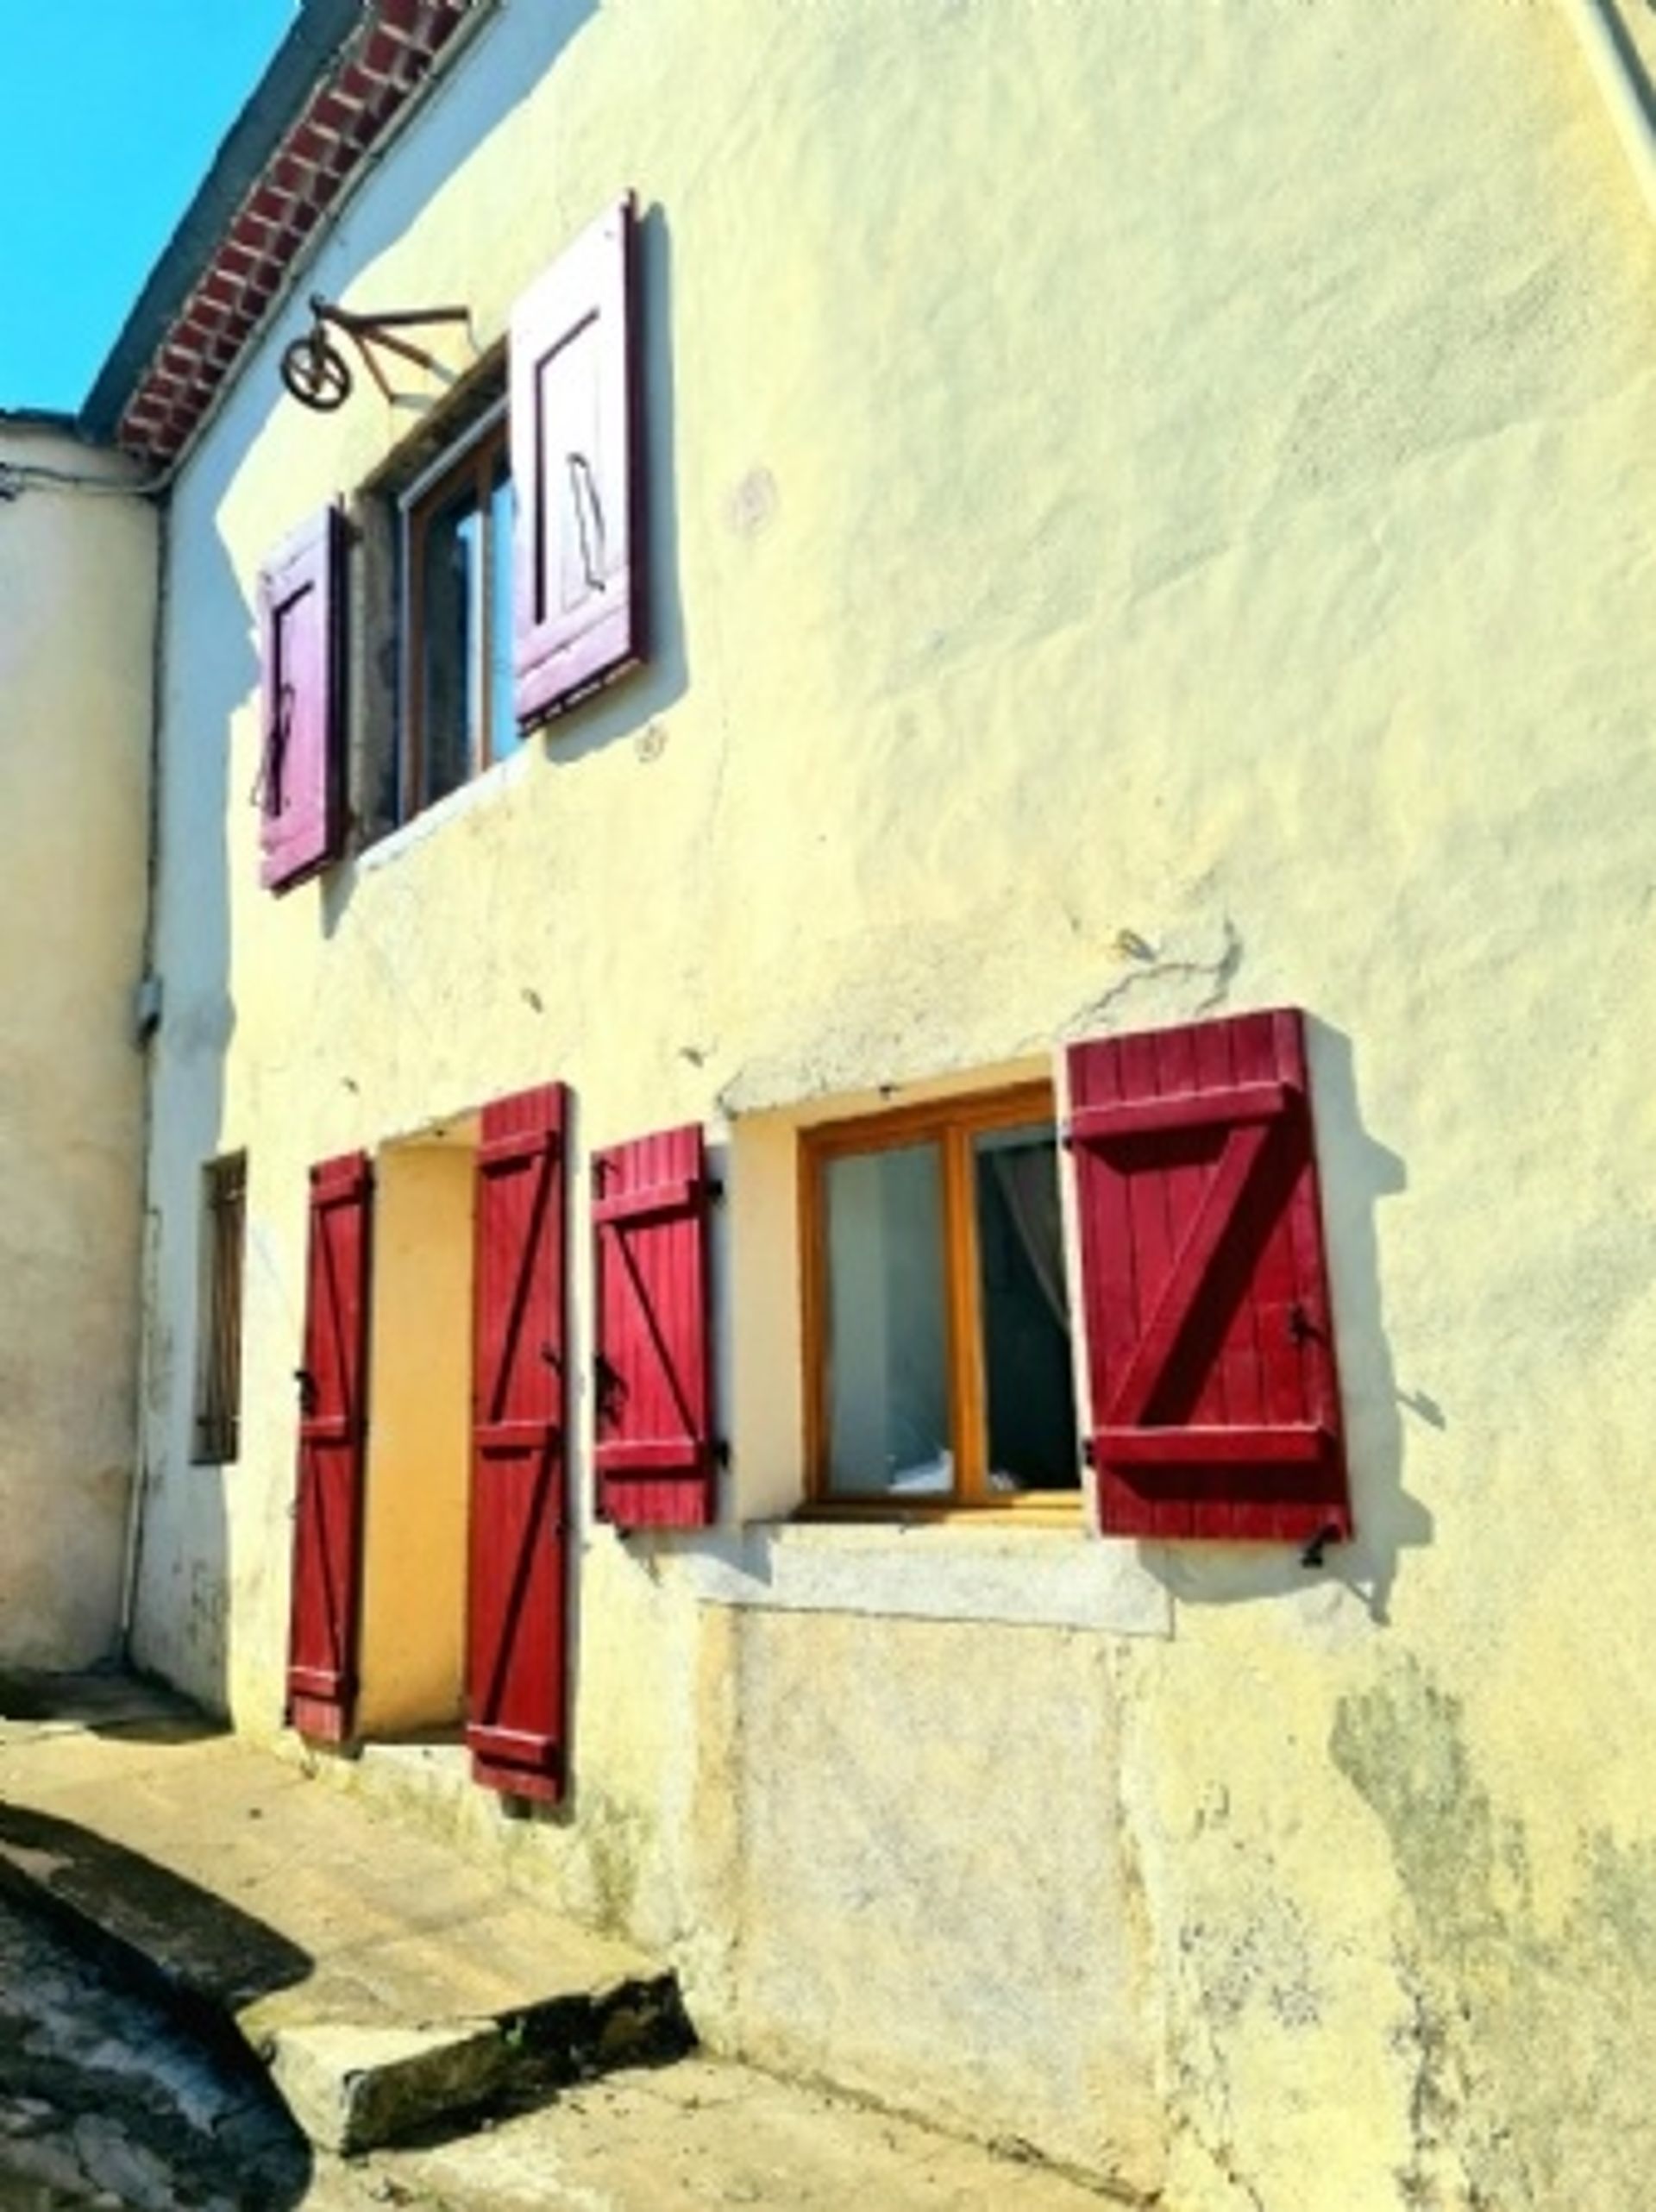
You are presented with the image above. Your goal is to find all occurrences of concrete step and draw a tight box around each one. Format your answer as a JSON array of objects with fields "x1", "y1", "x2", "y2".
[{"x1": 0, "y1": 1671, "x2": 691, "y2": 2153}]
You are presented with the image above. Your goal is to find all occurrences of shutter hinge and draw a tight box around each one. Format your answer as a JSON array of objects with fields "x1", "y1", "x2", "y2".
[{"x1": 1299, "y1": 1523, "x2": 1341, "y2": 1570}]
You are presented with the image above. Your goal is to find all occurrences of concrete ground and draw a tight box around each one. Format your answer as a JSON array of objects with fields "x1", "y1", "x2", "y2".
[{"x1": 0, "y1": 1673, "x2": 1121, "y2": 2209}]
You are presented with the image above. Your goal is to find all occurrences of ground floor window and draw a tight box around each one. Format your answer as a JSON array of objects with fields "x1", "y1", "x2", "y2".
[
  {"x1": 800, "y1": 1085, "x2": 1080, "y2": 1509},
  {"x1": 192, "y1": 1152, "x2": 247, "y2": 1464}
]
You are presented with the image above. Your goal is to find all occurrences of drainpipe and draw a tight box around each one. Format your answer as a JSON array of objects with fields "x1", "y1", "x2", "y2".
[{"x1": 1564, "y1": 0, "x2": 1656, "y2": 222}]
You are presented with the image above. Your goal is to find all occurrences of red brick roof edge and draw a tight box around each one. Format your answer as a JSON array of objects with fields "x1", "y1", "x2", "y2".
[{"x1": 116, "y1": 0, "x2": 478, "y2": 468}]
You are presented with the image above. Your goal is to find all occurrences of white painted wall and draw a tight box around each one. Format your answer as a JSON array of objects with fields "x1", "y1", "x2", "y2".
[{"x1": 0, "y1": 421, "x2": 154, "y2": 1666}]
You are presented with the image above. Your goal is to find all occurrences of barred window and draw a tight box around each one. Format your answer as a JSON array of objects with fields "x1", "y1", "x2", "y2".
[{"x1": 193, "y1": 1153, "x2": 247, "y2": 1464}]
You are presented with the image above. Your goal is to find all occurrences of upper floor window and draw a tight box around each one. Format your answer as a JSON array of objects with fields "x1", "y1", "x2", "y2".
[
  {"x1": 254, "y1": 193, "x2": 643, "y2": 885},
  {"x1": 402, "y1": 408, "x2": 516, "y2": 814}
]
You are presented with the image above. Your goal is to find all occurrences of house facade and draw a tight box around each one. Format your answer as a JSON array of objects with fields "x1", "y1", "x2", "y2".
[{"x1": 9, "y1": 2, "x2": 1656, "y2": 2204}]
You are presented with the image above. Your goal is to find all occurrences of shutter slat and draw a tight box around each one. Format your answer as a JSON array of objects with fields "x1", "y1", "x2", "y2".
[
  {"x1": 592, "y1": 1173, "x2": 701, "y2": 1227},
  {"x1": 594, "y1": 1438, "x2": 712, "y2": 1475},
  {"x1": 285, "y1": 1150, "x2": 373, "y2": 1742},
  {"x1": 1096, "y1": 1423, "x2": 1333, "y2": 1467},
  {"x1": 592, "y1": 1123, "x2": 717, "y2": 1530},
  {"x1": 1069, "y1": 1081, "x2": 1293, "y2": 1148},
  {"x1": 1065, "y1": 1009, "x2": 1352, "y2": 1545},
  {"x1": 467, "y1": 1084, "x2": 570, "y2": 1801}
]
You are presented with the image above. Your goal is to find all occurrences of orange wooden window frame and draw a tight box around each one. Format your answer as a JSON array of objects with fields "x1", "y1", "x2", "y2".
[
  {"x1": 800, "y1": 1083, "x2": 1080, "y2": 1516},
  {"x1": 404, "y1": 415, "x2": 511, "y2": 819}
]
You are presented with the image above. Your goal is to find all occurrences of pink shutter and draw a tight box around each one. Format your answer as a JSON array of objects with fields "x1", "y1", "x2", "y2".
[
  {"x1": 1065, "y1": 1009, "x2": 1351, "y2": 1545},
  {"x1": 285, "y1": 1151, "x2": 373, "y2": 1741},
  {"x1": 593, "y1": 1124, "x2": 718, "y2": 1530},
  {"x1": 257, "y1": 504, "x2": 345, "y2": 894},
  {"x1": 510, "y1": 193, "x2": 643, "y2": 726},
  {"x1": 467, "y1": 1084, "x2": 570, "y2": 1800}
]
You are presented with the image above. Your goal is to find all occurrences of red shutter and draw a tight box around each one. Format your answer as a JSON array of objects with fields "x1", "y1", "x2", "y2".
[
  {"x1": 593, "y1": 1123, "x2": 718, "y2": 1530},
  {"x1": 467, "y1": 1084, "x2": 570, "y2": 1800},
  {"x1": 257, "y1": 504, "x2": 345, "y2": 894},
  {"x1": 510, "y1": 193, "x2": 643, "y2": 726},
  {"x1": 285, "y1": 1151, "x2": 373, "y2": 1741},
  {"x1": 1064, "y1": 1009, "x2": 1351, "y2": 1545}
]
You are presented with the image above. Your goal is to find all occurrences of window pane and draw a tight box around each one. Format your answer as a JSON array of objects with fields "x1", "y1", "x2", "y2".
[
  {"x1": 824, "y1": 1142, "x2": 950, "y2": 1496},
  {"x1": 973, "y1": 1123, "x2": 1079, "y2": 1491},
  {"x1": 486, "y1": 461, "x2": 518, "y2": 765},
  {"x1": 421, "y1": 485, "x2": 481, "y2": 807}
]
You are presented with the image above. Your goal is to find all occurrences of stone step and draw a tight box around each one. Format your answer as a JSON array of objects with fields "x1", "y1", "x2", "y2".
[{"x1": 0, "y1": 1672, "x2": 692, "y2": 2152}]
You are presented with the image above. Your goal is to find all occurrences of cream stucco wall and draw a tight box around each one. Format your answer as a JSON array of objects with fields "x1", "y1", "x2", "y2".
[
  {"x1": 129, "y1": 4, "x2": 1656, "y2": 2204},
  {"x1": 0, "y1": 421, "x2": 154, "y2": 1667}
]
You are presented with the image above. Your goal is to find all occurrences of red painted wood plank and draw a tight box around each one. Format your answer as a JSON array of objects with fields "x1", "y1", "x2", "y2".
[
  {"x1": 1094, "y1": 1423, "x2": 1333, "y2": 1465},
  {"x1": 592, "y1": 1174, "x2": 702, "y2": 1227},
  {"x1": 285, "y1": 1151, "x2": 373, "y2": 1744},
  {"x1": 1067, "y1": 1081, "x2": 1293, "y2": 1147},
  {"x1": 467, "y1": 1084, "x2": 569, "y2": 1801}
]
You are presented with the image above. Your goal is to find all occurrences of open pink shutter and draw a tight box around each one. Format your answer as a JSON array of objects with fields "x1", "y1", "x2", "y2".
[
  {"x1": 257, "y1": 504, "x2": 345, "y2": 893},
  {"x1": 593, "y1": 1124, "x2": 718, "y2": 1530},
  {"x1": 467, "y1": 1084, "x2": 570, "y2": 1800},
  {"x1": 510, "y1": 193, "x2": 643, "y2": 726},
  {"x1": 285, "y1": 1151, "x2": 373, "y2": 1741},
  {"x1": 1064, "y1": 1009, "x2": 1351, "y2": 1545}
]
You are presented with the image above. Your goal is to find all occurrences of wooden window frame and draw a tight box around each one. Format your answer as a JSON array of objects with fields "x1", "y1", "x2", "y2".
[
  {"x1": 400, "y1": 406, "x2": 511, "y2": 822},
  {"x1": 800, "y1": 1083, "x2": 1080, "y2": 1519},
  {"x1": 192, "y1": 1152, "x2": 248, "y2": 1465}
]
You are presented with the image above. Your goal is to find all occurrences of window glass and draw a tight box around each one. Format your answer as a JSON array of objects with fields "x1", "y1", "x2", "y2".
[
  {"x1": 973, "y1": 1123, "x2": 1079, "y2": 1491},
  {"x1": 824, "y1": 1141, "x2": 950, "y2": 1496},
  {"x1": 402, "y1": 411, "x2": 512, "y2": 822},
  {"x1": 420, "y1": 481, "x2": 481, "y2": 808},
  {"x1": 486, "y1": 459, "x2": 518, "y2": 765}
]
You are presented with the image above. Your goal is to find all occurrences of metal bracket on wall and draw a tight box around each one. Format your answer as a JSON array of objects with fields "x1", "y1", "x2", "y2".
[{"x1": 280, "y1": 295, "x2": 473, "y2": 413}]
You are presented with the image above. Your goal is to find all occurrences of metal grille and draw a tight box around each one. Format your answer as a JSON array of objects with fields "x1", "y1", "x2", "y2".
[{"x1": 193, "y1": 1154, "x2": 248, "y2": 1464}]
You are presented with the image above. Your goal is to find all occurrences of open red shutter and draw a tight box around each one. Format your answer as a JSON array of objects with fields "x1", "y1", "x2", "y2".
[
  {"x1": 593, "y1": 1123, "x2": 718, "y2": 1530},
  {"x1": 467, "y1": 1084, "x2": 570, "y2": 1800},
  {"x1": 285, "y1": 1151, "x2": 373, "y2": 1741},
  {"x1": 257, "y1": 503, "x2": 345, "y2": 893},
  {"x1": 510, "y1": 193, "x2": 643, "y2": 726},
  {"x1": 1065, "y1": 1009, "x2": 1351, "y2": 1545}
]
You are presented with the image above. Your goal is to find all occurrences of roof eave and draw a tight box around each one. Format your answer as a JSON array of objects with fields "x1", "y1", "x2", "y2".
[{"x1": 80, "y1": 0, "x2": 361, "y2": 443}]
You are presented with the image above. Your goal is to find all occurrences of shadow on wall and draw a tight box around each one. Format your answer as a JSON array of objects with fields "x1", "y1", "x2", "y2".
[
  {"x1": 126, "y1": 378, "x2": 285, "y2": 1714},
  {"x1": 1145, "y1": 1015, "x2": 1435, "y2": 1624}
]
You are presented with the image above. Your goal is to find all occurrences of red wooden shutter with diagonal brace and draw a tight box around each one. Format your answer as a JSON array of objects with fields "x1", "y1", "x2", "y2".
[
  {"x1": 593, "y1": 1123, "x2": 718, "y2": 1530},
  {"x1": 467, "y1": 1084, "x2": 570, "y2": 1800},
  {"x1": 1065, "y1": 1009, "x2": 1351, "y2": 1543},
  {"x1": 285, "y1": 1151, "x2": 373, "y2": 1741}
]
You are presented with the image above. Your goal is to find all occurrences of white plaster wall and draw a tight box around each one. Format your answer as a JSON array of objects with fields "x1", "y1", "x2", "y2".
[
  {"x1": 130, "y1": 4, "x2": 1656, "y2": 2203},
  {"x1": 0, "y1": 423, "x2": 154, "y2": 1666}
]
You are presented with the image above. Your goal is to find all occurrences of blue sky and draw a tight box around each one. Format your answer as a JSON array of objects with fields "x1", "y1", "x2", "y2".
[{"x1": 0, "y1": 1, "x2": 297, "y2": 413}]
